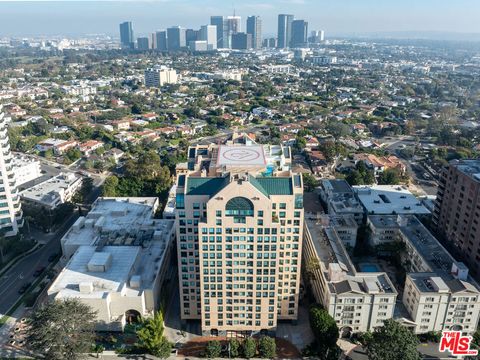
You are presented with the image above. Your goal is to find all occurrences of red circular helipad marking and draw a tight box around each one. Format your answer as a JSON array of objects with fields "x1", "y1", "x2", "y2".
[{"x1": 223, "y1": 148, "x2": 261, "y2": 161}]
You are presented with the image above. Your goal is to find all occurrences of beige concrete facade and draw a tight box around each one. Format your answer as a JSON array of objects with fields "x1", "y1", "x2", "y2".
[
  {"x1": 51, "y1": 197, "x2": 175, "y2": 331},
  {"x1": 175, "y1": 134, "x2": 303, "y2": 336},
  {"x1": 303, "y1": 216, "x2": 397, "y2": 336},
  {"x1": 368, "y1": 214, "x2": 480, "y2": 334}
]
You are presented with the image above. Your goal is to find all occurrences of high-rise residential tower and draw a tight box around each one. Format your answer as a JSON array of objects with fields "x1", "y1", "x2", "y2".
[
  {"x1": 144, "y1": 67, "x2": 178, "y2": 88},
  {"x1": 277, "y1": 14, "x2": 294, "y2": 48},
  {"x1": 175, "y1": 133, "x2": 304, "y2": 336},
  {"x1": 433, "y1": 160, "x2": 480, "y2": 279},
  {"x1": 246, "y1": 16, "x2": 262, "y2": 49},
  {"x1": 291, "y1": 20, "x2": 308, "y2": 48},
  {"x1": 119, "y1": 21, "x2": 134, "y2": 49},
  {"x1": 167, "y1": 26, "x2": 186, "y2": 51},
  {"x1": 0, "y1": 105, "x2": 23, "y2": 237}
]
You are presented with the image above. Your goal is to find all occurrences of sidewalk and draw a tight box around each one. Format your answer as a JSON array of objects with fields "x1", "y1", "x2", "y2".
[{"x1": 0, "y1": 305, "x2": 31, "y2": 359}]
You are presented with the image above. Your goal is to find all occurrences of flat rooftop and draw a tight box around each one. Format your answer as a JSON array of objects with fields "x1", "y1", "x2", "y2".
[
  {"x1": 53, "y1": 197, "x2": 175, "y2": 299},
  {"x1": 12, "y1": 153, "x2": 40, "y2": 166},
  {"x1": 305, "y1": 216, "x2": 396, "y2": 295},
  {"x1": 217, "y1": 145, "x2": 266, "y2": 167},
  {"x1": 322, "y1": 179, "x2": 353, "y2": 194},
  {"x1": 62, "y1": 197, "x2": 171, "y2": 249},
  {"x1": 20, "y1": 172, "x2": 81, "y2": 204},
  {"x1": 50, "y1": 246, "x2": 140, "y2": 299},
  {"x1": 320, "y1": 214, "x2": 358, "y2": 228},
  {"x1": 354, "y1": 185, "x2": 430, "y2": 215},
  {"x1": 330, "y1": 193, "x2": 363, "y2": 213},
  {"x1": 369, "y1": 214, "x2": 480, "y2": 294},
  {"x1": 451, "y1": 159, "x2": 480, "y2": 181}
]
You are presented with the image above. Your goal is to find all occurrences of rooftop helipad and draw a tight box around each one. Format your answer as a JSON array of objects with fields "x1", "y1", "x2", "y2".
[{"x1": 217, "y1": 145, "x2": 266, "y2": 166}]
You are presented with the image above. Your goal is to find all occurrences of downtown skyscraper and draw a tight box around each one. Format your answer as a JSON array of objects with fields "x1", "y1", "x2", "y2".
[
  {"x1": 167, "y1": 26, "x2": 186, "y2": 50},
  {"x1": 210, "y1": 16, "x2": 225, "y2": 49},
  {"x1": 291, "y1": 20, "x2": 308, "y2": 48},
  {"x1": 246, "y1": 16, "x2": 262, "y2": 50},
  {"x1": 155, "y1": 31, "x2": 168, "y2": 51},
  {"x1": 210, "y1": 15, "x2": 241, "y2": 49},
  {"x1": 277, "y1": 14, "x2": 294, "y2": 48},
  {"x1": 199, "y1": 25, "x2": 217, "y2": 51},
  {"x1": 119, "y1": 21, "x2": 134, "y2": 49}
]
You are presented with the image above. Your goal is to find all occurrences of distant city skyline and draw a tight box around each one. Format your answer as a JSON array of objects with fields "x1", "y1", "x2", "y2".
[{"x1": 0, "y1": 0, "x2": 479, "y2": 38}]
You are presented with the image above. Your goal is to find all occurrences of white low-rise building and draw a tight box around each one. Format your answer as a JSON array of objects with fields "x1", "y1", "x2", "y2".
[
  {"x1": 11, "y1": 154, "x2": 42, "y2": 186},
  {"x1": 20, "y1": 172, "x2": 82, "y2": 210},
  {"x1": 354, "y1": 185, "x2": 430, "y2": 216},
  {"x1": 368, "y1": 215, "x2": 480, "y2": 334},
  {"x1": 61, "y1": 85, "x2": 97, "y2": 96},
  {"x1": 49, "y1": 197, "x2": 175, "y2": 331},
  {"x1": 319, "y1": 180, "x2": 364, "y2": 224}
]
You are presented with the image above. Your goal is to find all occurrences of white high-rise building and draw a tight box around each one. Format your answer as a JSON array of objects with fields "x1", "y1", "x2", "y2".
[
  {"x1": 144, "y1": 67, "x2": 178, "y2": 88},
  {"x1": 0, "y1": 105, "x2": 23, "y2": 236},
  {"x1": 199, "y1": 25, "x2": 217, "y2": 51},
  {"x1": 319, "y1": 30, "x2": 325, "y2": 41}
]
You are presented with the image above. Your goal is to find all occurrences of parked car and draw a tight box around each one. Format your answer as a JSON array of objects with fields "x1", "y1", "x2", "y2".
[
  {"x1": 18, "y1": 282, "x2": 31, "y2": 294},
  {"x1": 48, "y1": 253, "x2": 58, "y2": 262},
  {"x1": 33, "y1": 266, "x2": 45, "y2": 277}
]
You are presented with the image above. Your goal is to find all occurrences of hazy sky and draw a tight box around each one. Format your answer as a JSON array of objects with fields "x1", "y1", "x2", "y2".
[{"x1": 0, "y1": 0, "x2": 479, "y2": 37}]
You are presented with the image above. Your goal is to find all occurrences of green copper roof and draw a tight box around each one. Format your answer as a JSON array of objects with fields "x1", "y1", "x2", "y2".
[
  {"x1": 186, "y1": 177, "x2": 229, "y2": 196},
  {"x1": 249, "y1": 176, "x2": 293, "y2": 196},
  {"x1": 186, "y1": 176, "x2": 293, "y2": 197}
]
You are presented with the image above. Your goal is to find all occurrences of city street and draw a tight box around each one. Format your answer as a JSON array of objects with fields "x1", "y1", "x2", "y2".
[
  {"x1": 0, "y1": 178, "x2": 103, "y2": 316},
  {"x1": 381, "y1": 136, "x2": 439, "y2": 196},
  {"x1": 0, "y1": 214, "x2": 78, "y2": 315}
]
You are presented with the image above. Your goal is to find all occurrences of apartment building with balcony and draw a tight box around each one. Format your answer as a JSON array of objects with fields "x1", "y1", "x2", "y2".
[
  {"x1": 303, "y1": 215, "x2": 397, "y2": 336},
  {"x1": 368, "y1": 214, "x2": 480, "y2": 334},
  {"x1": 175, "y1": 133, "x2": 303, "y2": 336},
  {"x1": 0, "y1": 105, "x2": 23, "y2": 236}
]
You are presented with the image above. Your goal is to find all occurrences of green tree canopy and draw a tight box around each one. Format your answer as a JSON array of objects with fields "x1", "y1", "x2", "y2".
[
  {"x1": 136, "y1": 312, "x2": 172, "y2": 358},
  {"x1": 309, "y1": 306, "x2": 339, "y2": 350},
  {"x1": 205, "y1": 340, "x2": 222, "y2": 358},
  {"x1": 361, "y1": 319, "x2": 420, "y2": 360},
  {"x1": 258, "y1": 336, "x2": 276, "y2": 359},
  {"x1": 242, "y1": 337, "x2": 257, "y2": 359},
  {"x1": 26, "y1": 299, "x2": 97, "y2": 360},
  {"x1": 378, "y1": 168, "x2": 401, "y2": 185},
  {"x1": 102, "y1": 175, "x2": 119, "y2": 197},
  {"x1": 228, "y1": 338, "x2": 240, "y2": 358},
  {"x1": 303, "y1": 173, "x2": 319, "y2": 192}
]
